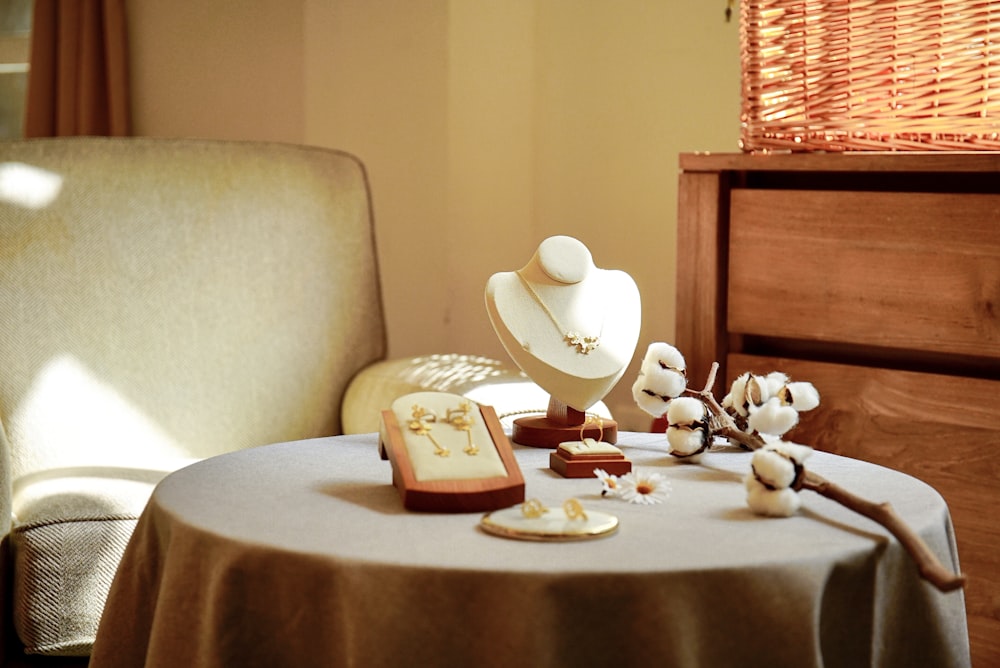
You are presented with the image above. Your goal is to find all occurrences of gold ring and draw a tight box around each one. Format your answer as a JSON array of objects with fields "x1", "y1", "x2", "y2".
[{"x1": 579, "y1": 416, "x2": 604, "y2": 443}]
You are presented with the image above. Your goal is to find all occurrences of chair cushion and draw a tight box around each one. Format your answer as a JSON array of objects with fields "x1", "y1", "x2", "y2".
[
  {"x1": 341, "y1": 354, "x2": 614, "y2": 435},
  {"x1": 10, "y1": 469, "x2": 170, "y2": 656}
]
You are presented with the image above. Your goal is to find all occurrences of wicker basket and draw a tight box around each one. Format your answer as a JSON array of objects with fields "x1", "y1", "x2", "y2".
[{"x1": 740, "y1": 0, "x2": 1000, "y2": 151}]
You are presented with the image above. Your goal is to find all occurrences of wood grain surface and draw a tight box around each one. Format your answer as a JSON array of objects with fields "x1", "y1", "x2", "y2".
[{"x1": 676, "y1": 152, "x2": 1000, "y2": 667}]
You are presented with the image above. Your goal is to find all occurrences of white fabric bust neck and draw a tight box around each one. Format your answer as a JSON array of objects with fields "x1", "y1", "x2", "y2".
[{"x1": 485, "y1": 235, "x2": 641, "y2": 411}]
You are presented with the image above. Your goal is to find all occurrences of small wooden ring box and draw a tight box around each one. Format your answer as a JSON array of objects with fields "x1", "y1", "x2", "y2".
[{"x1": 549, "y1": 439, "x2": 632, "y2": 479}]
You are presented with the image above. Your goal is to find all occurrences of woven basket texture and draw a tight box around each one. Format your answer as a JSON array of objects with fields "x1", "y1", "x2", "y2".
[{"x1": 740, "y1": 0, "x2": 1000, "y2": 151}]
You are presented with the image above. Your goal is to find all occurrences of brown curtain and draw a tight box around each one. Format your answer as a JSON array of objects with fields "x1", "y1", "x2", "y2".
[{"x1": 24, "y1": 0, "x2": 130, "y2": 137}]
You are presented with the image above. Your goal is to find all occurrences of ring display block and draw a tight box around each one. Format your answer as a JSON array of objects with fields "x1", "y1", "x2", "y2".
[
  {"x1": 379, "y1": 392, "x2": 525, "y2": 512},
  {"x1": 549, "y1": 440, "x2": 631, "y2": 479},
  {"x1": 512, "y1": 396, "x2": 617, "y2": 449}
]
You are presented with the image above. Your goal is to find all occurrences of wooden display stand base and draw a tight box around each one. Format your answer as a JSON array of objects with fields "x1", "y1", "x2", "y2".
[
  {"x1": 549, "y1": 443, "x2": 632, "y2": 479},
  {"x1": 380, "y1": 396, "x2": 525, "y2": 513},
  {"x1": 512, "y1": 396, "x2": 618, "y2": 449}
]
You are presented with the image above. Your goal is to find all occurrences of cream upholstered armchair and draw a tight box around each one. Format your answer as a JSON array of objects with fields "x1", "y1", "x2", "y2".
[{"x1": 0, "y1": 138, "x2": 568, "y2": 664}]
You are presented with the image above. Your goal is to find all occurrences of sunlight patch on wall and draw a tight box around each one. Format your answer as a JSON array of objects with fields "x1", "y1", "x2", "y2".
[{"x1": 0, "y1": 162, "x2": 63, "y2": 209}]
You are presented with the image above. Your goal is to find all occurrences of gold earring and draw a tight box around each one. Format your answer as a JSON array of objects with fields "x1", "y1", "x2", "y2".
[
  {"x1": 562, "y1": 498, "x2": 588, "y2": 521},
  {"x1": 409, "y1": 405, "x2": 449, "y2": 457},
  {"x1": 445, "y1": 400, "x2": 479, "y2": 455},
  {"x1": 521, "y1": 498, "x2": 548, "y2": 519}
]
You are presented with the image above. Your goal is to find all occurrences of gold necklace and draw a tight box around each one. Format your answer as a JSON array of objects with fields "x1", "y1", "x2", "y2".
[{"x1": 515, "y1": 270, "x2": 602, "y2": 355}]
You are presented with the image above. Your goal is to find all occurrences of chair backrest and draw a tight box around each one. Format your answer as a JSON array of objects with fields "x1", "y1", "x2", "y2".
[{"x1": 0, "y1": 138, "x2": 387, "y2": 486}]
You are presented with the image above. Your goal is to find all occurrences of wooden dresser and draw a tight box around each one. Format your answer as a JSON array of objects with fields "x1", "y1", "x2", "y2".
[{"x1": 675, "y1": 152, "x2": 1000, "y2": 666}]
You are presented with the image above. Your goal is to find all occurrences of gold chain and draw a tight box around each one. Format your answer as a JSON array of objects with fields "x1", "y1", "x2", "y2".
[{"x1": 515, "y1": 270, "x2": 602, "y2": 355}]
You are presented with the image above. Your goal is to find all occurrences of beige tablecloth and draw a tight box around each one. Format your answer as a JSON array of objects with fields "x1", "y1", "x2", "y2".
[{"x1": 89, "y1": 432, "x2": 970, "y2": 667}]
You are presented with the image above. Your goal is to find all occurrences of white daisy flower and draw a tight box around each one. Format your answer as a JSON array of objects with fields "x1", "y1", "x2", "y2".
[
  {"x1": 593, "y1": 468, "x2": 622, "y2": 497},
  {"x1": 617, "y1": 470, "x2": 671, "y2": 505}
]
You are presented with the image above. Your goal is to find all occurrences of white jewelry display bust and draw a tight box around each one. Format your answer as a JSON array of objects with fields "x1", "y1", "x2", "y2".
[{"x1": 485, "y1": 235, "x2": 642, "y2": 413}]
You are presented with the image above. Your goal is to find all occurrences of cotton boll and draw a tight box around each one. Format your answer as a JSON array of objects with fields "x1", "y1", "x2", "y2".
[
  {"x1": 748, "y1": 397, "x2": 799, "y2": 436},
  {"x1": 755, "y1": 437, "x2": 813, "y2": 468},
  {"x1": 771, "y1": 439, "x2": 813, "y2": 465},
  {"x1": 665, "y1": 396, "x2": 710, "y2": 458},
  {"x1": 780, "y1": 381, "x2": 820, "y2": 412},
  {"x1": 726, "y1": 372, "x2": 768, "y2": 415},
  {"x1": 745, "y1": 476, "x2": 801, "y2": 517},
  {"x1": 642, "y1": 366, "x2": 687, "y2": 400},
  {"x1": 762, "y1": 372, "x2": 789, "y2": 401},
  {"x1": 641, "y1": 342, "x2": 686, "y2": 375},
  {"x1": 666, "y1": 396, "x2": 707, "y2": 427},
  {"x1": 666, "y1": 426, "x2": 708, "y2": 457},
  {"x1": 745, "y1": 375, "x2": 766, "y2": 406},
  {"x1": 724, "y1": 373, "x2": 752, "y2": 416},
  {"x1": 757, "y1": 432, "x2": 783, "y2": 447},
  {"x1": 637, "y1": 343, "x2": 688, "y2": 400},
  {"x1": 750, "y1": 447, "x2": 798, "y2": 489},
  {"x1": 632, "y1": 376, "x2": 671, "y2": 417}
]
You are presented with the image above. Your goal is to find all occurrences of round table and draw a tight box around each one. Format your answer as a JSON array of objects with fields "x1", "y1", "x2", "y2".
[{"x1": 89, "y1": 432, "x2": 970, "y2": 668}]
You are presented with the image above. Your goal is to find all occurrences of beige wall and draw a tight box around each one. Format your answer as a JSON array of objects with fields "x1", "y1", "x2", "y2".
[{"x1": 127, "y1": 0, "x2": 740, "y2": 428}]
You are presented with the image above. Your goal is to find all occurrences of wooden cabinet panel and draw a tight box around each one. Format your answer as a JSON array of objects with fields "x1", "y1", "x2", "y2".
[
  {"x1": 728, "y1": 189, "x2": 1000, "y2": 359},
  {"x1": 675, "y1": 171, "x2": 729, "y2": 387},
  {"x1": 677, "y1": 153, "x2": 1000, "y2": 667},
  {"x1": 727, "y1": 352, "x2": 1000, "y2": 665}
]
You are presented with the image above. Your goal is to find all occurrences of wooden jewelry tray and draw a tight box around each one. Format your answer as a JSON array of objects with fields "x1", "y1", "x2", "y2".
[{"x1": 379, "y1": 392, "x2": 525, "y2": 513}]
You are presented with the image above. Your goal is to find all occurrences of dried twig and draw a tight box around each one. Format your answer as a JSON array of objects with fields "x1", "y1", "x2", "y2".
[
  {"x1": 684, "y1": 362, "x2": 965, "y2": 593},
  {"x1": 801, "y1": 472, "x2": 966, "y2": 592}
]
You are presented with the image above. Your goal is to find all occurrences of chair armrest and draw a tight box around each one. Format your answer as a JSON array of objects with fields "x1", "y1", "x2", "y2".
[
  {"x1": 1, "y1": 425, "x2": 10, "y2": 539},
  {"x1": 1, "y1": 423, "x2": 12, "y2": 665},
  {"x1": 341, "y1": 354, "x2": 611, "y2": 434}
]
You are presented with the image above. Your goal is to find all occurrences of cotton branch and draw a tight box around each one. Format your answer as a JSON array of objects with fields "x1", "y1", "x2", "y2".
[
  {"x1": 800, "y1": 472, "x2": 966, "y2": 592},
  {"x1": 683, "y1": 362, "x2": 766, "y2": 451},
  {"x1": 687, "y1": 362, "x2": 965, "y2": 593}
]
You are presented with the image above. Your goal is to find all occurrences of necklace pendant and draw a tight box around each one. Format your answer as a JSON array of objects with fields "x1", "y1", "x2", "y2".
[{"x1": 565, "y1": 332, "x2": 600, "y2": 355}]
